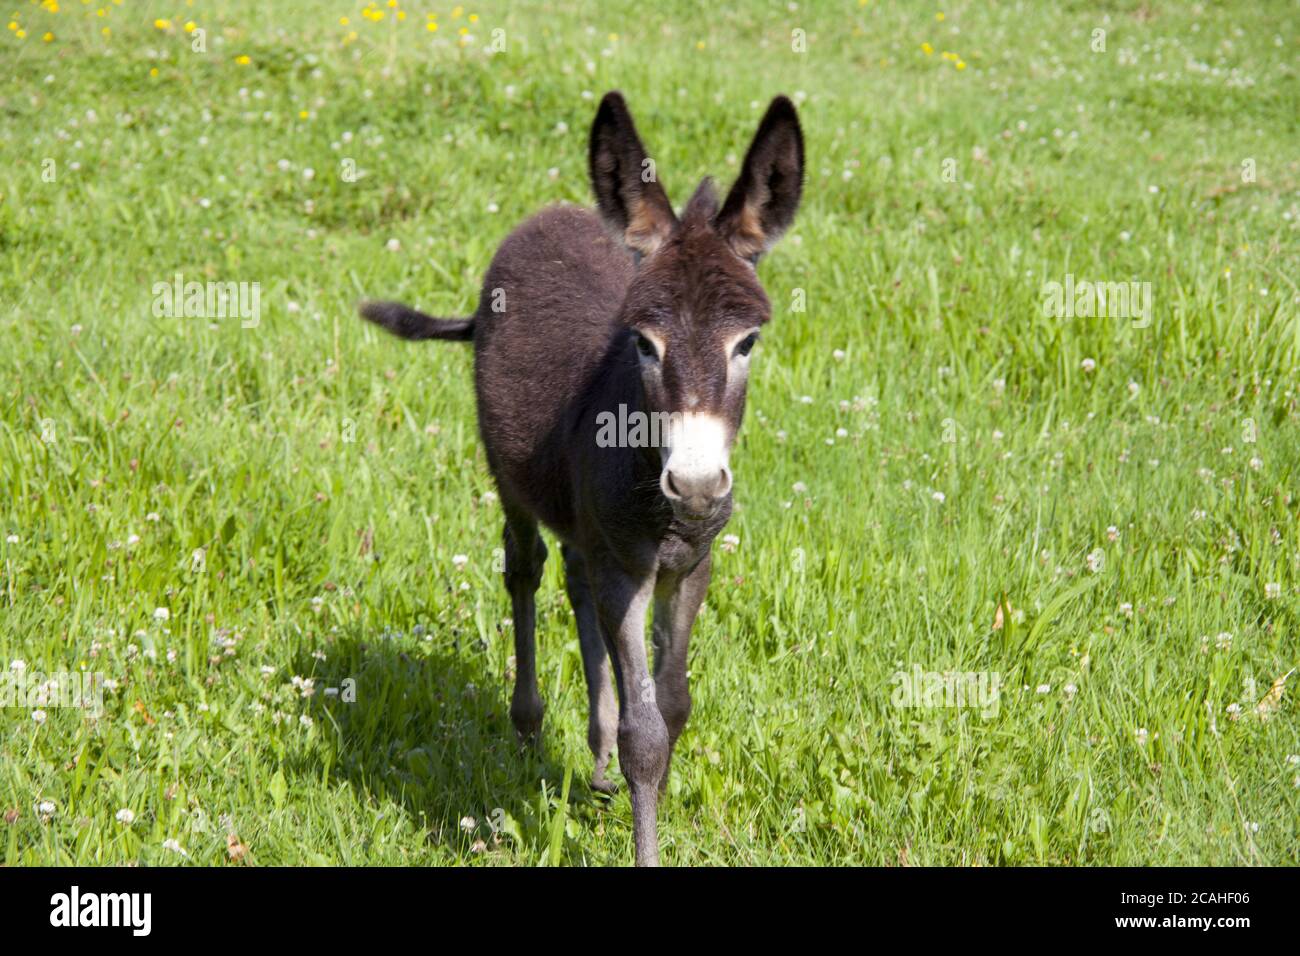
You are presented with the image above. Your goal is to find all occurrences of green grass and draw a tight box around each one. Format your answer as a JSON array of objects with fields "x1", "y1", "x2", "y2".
[{"x1": 2, "y1": 0, "x2": 1298, "y2": 866}]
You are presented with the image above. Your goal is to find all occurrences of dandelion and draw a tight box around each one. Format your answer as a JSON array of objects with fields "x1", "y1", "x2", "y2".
[
  {"x1": 921, "y1": 42, "x2": 933, "y2": 55},
  {"x1": 459, "y1": 815, "x2": 476, "y2": 831},
  {"x1": 115, "y1": 808, "x2": 135, "y2": 825},
  {"x1": 235, "y1": 55, "x2": 251, "y2": 65}
]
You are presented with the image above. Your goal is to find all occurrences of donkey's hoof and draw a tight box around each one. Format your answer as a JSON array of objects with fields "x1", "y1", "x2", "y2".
[
  {"x1": 509, "y1": 695, "x2": 544, "y2": 744},
  {"x1": 590, "y1": 773, "x2": 620, "y2": 796}
]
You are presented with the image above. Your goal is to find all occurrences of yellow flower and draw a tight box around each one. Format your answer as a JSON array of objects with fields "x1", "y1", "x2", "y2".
[
  {"x1": 426, "y1": 21, "x2": 438, "y2": 31},
  {"x1": 469, "y1": 13, "x2": 478, "y2": 22},
  {"x1": 149, "y1": 67, "x2": 159, "y2": 77},
  {"x1": 339, "y1": 16, "x2": 349, "y2": 25},
  {"x1": 15, "y1": 28, "x2": 25, "y2": 38},
  {"x1": 935, "y1": 11, "x2": 945, "y2": 20},
  {"x1": 100, "y1": 26, "x2": 110, "y2": 36},
  {"x1": 452, "y1": 5, "x2": 463, "y2": 17},
  {"x1": 955, "y1": 59, "x2": 966, "y2": 70},
  {"x1": 458, "y1": 25, "x2": 468, "y2": 35},
  {"x1": 184, "y1": 21, "x2": 196, "y2": 33},
  {"x1": 6, "y1": 21, "x2": 16, "y2": 31},
  {"x1": 43, "y1": 32, "x2": 53, "y2": 42},
  {"x1": 696, "y1": 40, "x2": 705, "y2": 50},
  {"x1": 387, "y1": 0, "x2": 397, "y2": 6},
  {"x1": 235, "y1": 54, "x2": 250, "y2": 64},
  {"x1": 921, "y1": 41, "x2": 932, "y2": 55},
  {"x1": 397, "y1": 10, "x2": 406, "y2": 20},
  {"x1": 154, "y1": 18, "x2": 171, "y2": 30}
]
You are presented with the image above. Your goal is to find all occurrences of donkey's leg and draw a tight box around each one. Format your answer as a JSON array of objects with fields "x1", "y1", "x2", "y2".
[
  {"x1": 562, "y1": 544, "x2": 618, "y2": 793},
  {"x1": 503, "y1": 507, "x2": 547, "y2": 743},
  {"x1": 651, "y1": 551, "x2": 710, "y2": 794},
  {"x1": 590, "y1": 558, "x2": 667, "y2": 867}
]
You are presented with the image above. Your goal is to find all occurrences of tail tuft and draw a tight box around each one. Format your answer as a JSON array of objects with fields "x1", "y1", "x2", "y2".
[{"x1": 359, "y1": 301, "x2": 474, "y2": 341}]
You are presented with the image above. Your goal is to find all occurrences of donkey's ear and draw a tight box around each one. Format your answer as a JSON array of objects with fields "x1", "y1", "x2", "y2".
[
  {"x1": 714, "y1": 95, "x2": 805, "y2": 262},
  {"x1": 588, "y1": 92, "x2": 677, "y2": 258}
]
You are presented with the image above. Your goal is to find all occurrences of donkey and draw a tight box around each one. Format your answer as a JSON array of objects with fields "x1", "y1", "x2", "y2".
[{"x1": 359, "y1": 91, "x2": 803, "y2": 865}]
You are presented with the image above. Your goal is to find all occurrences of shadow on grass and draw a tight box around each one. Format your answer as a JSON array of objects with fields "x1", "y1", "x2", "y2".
[{"x1": 281, "y1": 622, "x2": 620, "y2": 865}]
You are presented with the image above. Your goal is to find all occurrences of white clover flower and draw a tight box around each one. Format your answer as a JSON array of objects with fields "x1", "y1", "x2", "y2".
[
  {"x1": 115, "y1": 808, "x2": 135, "y2": 825},
  {"x1": 153, "y1": 607, "x2": 170, "y2": 621}
]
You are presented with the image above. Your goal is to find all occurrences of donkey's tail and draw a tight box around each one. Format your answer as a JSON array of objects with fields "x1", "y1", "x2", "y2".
[{"x1": 358, "y1": 301, "x2": 475, "y2": 342}]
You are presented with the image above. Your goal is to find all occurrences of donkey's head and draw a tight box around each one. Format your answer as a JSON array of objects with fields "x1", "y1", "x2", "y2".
[{"x1": 588, "y1": 92, "x2": 804, "y2": 521}]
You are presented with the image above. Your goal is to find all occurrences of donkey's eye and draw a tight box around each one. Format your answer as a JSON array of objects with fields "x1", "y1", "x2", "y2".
[
  {"x1": 734, "y1": 332, "x2": 760, "y2": 358},
  {"x1": 635, "y1": 333, "x2": 659, "y2": 360}
]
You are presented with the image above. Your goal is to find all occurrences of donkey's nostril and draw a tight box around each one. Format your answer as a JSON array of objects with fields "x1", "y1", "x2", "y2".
[{"x1": 665, "y1": 470, "x2": 684, "y2": 499}]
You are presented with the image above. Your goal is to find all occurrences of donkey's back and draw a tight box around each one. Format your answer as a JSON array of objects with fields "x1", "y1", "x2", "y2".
[{"x1": 470, "y1": 204, "x2": 634, "y2": 537}]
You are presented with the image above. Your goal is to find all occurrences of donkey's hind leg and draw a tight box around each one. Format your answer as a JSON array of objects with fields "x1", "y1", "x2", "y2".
[
  {"x1": 562, "y1": 544, "x2": 618, "y2": 793},
  {"x1": 502, "y1": 506, "x2": 547, "y2": 744}
]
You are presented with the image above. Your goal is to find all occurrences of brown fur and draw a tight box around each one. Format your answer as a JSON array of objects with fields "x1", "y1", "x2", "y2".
[{"x1": 359, "y1": 92, "x2": 804, "y2": 865}]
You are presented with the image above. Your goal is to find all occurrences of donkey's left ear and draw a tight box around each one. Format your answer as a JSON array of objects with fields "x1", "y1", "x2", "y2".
[{"x1": 714, "y1": 96, "x2": 805, "y2": 262}]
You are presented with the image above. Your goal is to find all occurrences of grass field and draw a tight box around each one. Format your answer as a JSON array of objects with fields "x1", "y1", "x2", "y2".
[{"x1": 2, "y1": 0, "x2": 1298, "y2": 866}]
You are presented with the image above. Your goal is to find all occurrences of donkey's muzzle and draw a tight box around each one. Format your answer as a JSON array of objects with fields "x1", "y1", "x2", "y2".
[{"x1": 661, "y1": 465, "x2": 733, "y2": 519}]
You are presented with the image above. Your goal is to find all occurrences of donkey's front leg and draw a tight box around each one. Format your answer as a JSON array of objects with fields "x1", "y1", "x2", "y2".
[
  {"x1": 590, "y1": 559, "x2": 668, "y2": 866},
  {"x1": 652, "y1": 551, "x2": 710, "y2": 793},
  {"x1": 561, "y1": 544, "x2": 617, "y2": 793}
]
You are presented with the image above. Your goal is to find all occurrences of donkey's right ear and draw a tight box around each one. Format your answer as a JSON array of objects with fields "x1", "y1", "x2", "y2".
[{"x1": 588, "y1": 92, "x2": 677, "y2": 258}]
